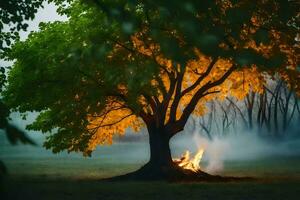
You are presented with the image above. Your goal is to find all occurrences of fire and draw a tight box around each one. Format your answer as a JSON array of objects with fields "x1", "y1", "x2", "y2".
[{"x1": 174, "y1": 148, "x2": 204, "y2": 172}]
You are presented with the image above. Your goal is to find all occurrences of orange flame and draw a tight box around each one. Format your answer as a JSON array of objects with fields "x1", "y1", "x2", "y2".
[{"x1": 174, "y1": 149, "x2": 204, "y2": 172}]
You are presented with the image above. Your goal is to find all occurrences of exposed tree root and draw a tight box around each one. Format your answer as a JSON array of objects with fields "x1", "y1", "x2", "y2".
[{"x1": 101, "y1": 162, "x2": 253, "y2": 182}]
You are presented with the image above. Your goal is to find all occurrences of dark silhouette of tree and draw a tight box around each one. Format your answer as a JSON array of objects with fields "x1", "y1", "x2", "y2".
[{"x1": 0, "y1": 0, "x2": 41, "y2": 179}]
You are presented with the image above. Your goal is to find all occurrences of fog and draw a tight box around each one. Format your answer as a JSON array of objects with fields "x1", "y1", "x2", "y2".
[
  {"x1": 1, "y1": 110, "x2": 300, "y2": 178},
  {"x1": 171, "y1": 127, "x2": 300, "y2": 174}
]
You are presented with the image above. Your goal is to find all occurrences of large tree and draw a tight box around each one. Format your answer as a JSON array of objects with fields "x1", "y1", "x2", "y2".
[{"x1": 2, "y1": 0, "x2": 299, "y2": 179}]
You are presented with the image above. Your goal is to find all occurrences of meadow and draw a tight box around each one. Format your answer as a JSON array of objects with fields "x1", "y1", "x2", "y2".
[{"x1": 1, "y1": 136, "x2": 300, "y2": 200}]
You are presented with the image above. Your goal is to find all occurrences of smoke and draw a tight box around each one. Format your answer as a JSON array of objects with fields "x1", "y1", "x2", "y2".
[
  {"x1": 192, "y1": 134, "x2": 228, "y2": 173},
  {"x1": 171, "y1": 128, "x2": 300, "y2": 174}
]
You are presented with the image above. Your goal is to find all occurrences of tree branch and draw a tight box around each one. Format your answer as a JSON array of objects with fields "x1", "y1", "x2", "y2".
[
  {"x1": 181, "y1": 57, "x2": 218, "y2": 97},
  {"x1": 168, "y1": 64, "x2": 237, "y2": 136},
  {"x1": 168, "y1": 70, "x2": 184, "y2": 123}
]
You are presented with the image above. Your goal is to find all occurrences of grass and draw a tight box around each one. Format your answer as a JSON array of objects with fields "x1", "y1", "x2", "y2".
[
  {"x1": 2, "y1": 177, "x2": 300, "y2": 200},
  {"x1": 1, "y1": 139, "x2": 300, "y2": 199}
]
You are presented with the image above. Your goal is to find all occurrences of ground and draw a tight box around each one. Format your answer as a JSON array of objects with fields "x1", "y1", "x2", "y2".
[
  {"x1": 2, "y1": 177, "x2": 300, "y2": 200},
  {"x1": 1, "y1": 139, "x2": 300, "y2": 199}
]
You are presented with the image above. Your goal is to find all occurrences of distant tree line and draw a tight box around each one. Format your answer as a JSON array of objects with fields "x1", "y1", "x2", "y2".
[{"x1": 192, "y1": 76, "x2": 300, "y2": 139}]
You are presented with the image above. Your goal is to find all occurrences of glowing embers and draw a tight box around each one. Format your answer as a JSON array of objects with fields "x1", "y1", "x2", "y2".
[{"x1": 174, "y1": 148, "x2": 204, "y2": 172}]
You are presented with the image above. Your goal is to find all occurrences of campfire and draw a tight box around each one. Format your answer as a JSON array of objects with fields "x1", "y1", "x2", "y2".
[{"x1": 173, "y1": 148, "x2": 205, "y2": 172}]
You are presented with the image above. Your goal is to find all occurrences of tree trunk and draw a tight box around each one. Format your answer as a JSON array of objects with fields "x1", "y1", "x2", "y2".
[
  {"x1": 103, "y1": 122, "x2": 241, "y2": 181},
  {"x1": 147, "y1": 126, "x2": 174, "y2": 171},
  {"x1": 110, "y1": 125, "x2": 187, "y2": 180},
  {"x1": 103, "y1": 123, "x2": 238, "y2": 181}
]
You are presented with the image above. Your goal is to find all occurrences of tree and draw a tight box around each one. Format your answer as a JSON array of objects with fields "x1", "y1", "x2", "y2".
[
  {"x1": 1, "y1": 0, "x2": 42, "y2": 180},
  {"x1": 0, "y1": 0, "x2": 41, "y2": 145},
  {"x1": 0, "y1": 0, "x2": 44, "y2": 115},
  {"x1": 198, "y1": 77, "x2": 300, "y2": 138},
  {"x1": 2, "y1": 0, "x2": 299, "y2": 180}
]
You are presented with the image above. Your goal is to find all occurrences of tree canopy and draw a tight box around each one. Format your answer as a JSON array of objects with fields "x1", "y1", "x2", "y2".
[
  {"x1": 2, "y1": 0, "x2": 299, "y2": 156},
  {"x1": 0, "y1": 0, "x2": 43, "y2": 146}
]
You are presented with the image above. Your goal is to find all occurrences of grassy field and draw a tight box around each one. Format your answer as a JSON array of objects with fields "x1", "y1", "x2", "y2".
[
  {"x1": 2, "y1": 177, "x2": 300, "y2": 200},
  {"x1": 1, "y1": 137, "x2": 300, "y2": 199}
]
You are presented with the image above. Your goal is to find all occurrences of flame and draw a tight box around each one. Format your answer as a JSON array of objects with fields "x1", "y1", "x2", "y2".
[{"x1": 174, "y1": 149, "x2": 204, "y2": 172}]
